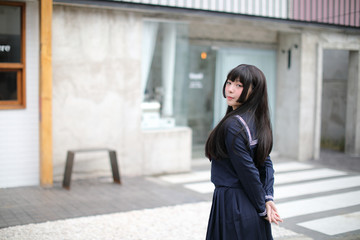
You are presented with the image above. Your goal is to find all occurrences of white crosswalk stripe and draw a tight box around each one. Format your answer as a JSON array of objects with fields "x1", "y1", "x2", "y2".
[
  {"x1": 298, "y1": 212, "x2": 360, "y2": 236},
  {"x1": 157, "y1": 161, "x2": 360, "y2": 238},
  {"x1": 275, "y1": 176, "x2": 360, "y2": 199},
  {"x1": 277, "y1": 190, "x2": 360, "y2": 218},
  {"x1": 274, "y1": 168, "x2": 347, "y2": 184},
  {"x1": 184, "y1": 182, "x2": 214, "y2": 193},
  {"x1": 158, "y1": 170, "x2": 210, "y2": 184},
  {"x1": 273, "y1": 162, "x2": 315, "y2": 173}
]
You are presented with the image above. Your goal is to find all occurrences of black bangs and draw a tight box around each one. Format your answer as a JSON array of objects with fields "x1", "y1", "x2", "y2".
[
  {"x1": 227, "y1": 69, "x2": 241, "y2": 82},
  {"x1": 227, "y1": 65, "x2": 248, "y2": 82},
  {"x1": 222, "y1": 65, "x2": 252, "y2": 100}
]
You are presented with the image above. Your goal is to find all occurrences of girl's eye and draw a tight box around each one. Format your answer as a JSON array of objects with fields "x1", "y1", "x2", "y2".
[{"x1": 236, "y1": 84, "x2": 243, "y2": 88}]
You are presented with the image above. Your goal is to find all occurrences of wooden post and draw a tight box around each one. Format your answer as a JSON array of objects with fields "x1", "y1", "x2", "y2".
[{"x1": 40, "y1": 0, "x2": 53, "y2": 186}]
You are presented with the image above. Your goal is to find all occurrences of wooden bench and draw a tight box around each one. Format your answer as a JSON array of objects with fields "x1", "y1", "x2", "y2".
[{"x1": 62, "y1": 148, "x2": 121, "y2": 190}]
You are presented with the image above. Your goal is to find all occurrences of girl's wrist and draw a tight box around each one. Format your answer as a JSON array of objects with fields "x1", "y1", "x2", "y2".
[{"x1": 265, "y1": 195, "x2": 274, "y2": 202}]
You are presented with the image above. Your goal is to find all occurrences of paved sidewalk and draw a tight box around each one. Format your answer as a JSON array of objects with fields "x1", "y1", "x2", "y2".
[
  {"x1": 0, "y1": 174, "x2": 209, "y2": 229},
  {"x1": 0, "y1": 151, "x2": 359, "y2": 239},
  {"x1": 0, "y1": 201, "x2": 310, "y2": 240}
]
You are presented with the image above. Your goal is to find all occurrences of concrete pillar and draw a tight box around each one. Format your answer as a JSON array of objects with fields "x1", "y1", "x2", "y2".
[
  {"x1": 275, "y1": 33, "x2": 301, "y2": 160},
  {"x1": 345, "y1": 51, "x2": 360, "y2": 156},
  {"x1": 298, "y1": 33, "x2": 318, "y2": 161}
]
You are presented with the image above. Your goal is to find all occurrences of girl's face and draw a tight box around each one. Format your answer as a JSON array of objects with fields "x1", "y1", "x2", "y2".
[{"x1": 225, "y1": 79, "x2": 243, "y2": 110}]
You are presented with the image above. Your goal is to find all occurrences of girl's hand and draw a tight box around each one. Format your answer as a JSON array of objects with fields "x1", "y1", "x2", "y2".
[{"x1": 265, "y1": 201, "x2": 283, "y2": 225}]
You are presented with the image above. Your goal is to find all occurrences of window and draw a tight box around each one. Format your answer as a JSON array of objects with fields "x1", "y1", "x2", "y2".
[
  {"x1": 0, "y1": 2, "x2": 25, "y2": 109},
  {"x1": 141, "y1": 20, "x2": 189, "y2": 129}
]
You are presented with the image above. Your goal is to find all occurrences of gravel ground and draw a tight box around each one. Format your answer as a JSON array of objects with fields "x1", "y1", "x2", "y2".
[{"x1": 0, "y1": 201, "x2": 310, "y2": 240}]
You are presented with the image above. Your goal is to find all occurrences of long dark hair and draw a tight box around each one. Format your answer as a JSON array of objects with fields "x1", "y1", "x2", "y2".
[{"x1": 205, "y1": 64, "x2": 273, "y2": 166}]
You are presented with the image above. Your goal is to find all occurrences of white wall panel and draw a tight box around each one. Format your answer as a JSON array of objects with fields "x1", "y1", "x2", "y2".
[{"x1": 0, "y1": 1, "x2": 40, "y2": 188}]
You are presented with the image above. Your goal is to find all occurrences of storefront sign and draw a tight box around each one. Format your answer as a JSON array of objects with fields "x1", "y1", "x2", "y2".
[
  {"x1": 189, "y1": 81, "x2": 203, "y2": 89},
  {"x1": 189, "y1": 72, "x2": 204, "y2": 80},
  {"x1": 189, "y1": 72, "x2": 204, "y2": 89},
  {"x1": 0, "y1": 35, "x2": 20, "y2": 62},
  {"x1": 0, "y1": 45, "x2": 11, "y2": 52}
]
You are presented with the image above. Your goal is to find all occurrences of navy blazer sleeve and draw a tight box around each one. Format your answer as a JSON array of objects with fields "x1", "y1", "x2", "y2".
[
  {"x1": 224, "y1": 119, "x2": 267, "y2": 217},
  {"x1": 259, "y1": 156, "x2": 275, "y2": 202}
]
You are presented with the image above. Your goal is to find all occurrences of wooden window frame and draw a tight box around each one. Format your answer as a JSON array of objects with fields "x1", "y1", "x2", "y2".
[{"x1": 0, "y1": 1, "x2": 26, "y2": 110}]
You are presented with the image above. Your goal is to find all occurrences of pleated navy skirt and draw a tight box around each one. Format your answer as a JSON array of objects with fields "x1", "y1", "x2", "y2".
[{"x1": 206, "y1": 186, "x2": 273, "y2": 240}]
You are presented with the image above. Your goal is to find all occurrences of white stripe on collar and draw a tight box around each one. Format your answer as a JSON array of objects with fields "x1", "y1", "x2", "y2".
[{"x1": 235, "y1": 115, "x2": 258, "y2": 146}]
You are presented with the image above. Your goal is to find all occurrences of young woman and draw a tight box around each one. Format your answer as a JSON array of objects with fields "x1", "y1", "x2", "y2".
[{"x1": 205, "y1": 64, "x2": 282, "y2": 240}]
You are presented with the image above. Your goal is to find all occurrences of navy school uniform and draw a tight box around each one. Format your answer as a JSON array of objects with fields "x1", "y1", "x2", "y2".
[{"x1": 206, "y1": 114, "x2": 275, "y2": 240}]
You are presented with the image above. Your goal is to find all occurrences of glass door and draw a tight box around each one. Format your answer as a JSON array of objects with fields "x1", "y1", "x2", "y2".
[
  {"x1": 214, "y1": 48, "x2": 277, "y2": 130},
  {"x1": 187, "y1": 45, "x2": 216, "y2": 158}
]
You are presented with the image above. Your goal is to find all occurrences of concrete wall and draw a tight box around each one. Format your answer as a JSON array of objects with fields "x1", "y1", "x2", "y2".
[
  {"x1": 2, "y1": 2, "x2": 359, "y2": 188},
  {"x1": 52, "y1": 5, "x2": 282, "y2": 179},
  {"x1": 276, "y1": 29, "x2": 360, "y2": 161},
  {"x1": 346, "y1": 51, "x2": 360, "y2": 156},
  {"x1": 0, "y1": 1, "x2": 40, "y2": 188},
  {"x1": 142, "y1": 127, "x2": 192, "y2": 175},
  {"x1": 52, "y1": 5, "x2": 143, "y2": 178},
  {"x1": 275, "y1": 32, "x2": 301, "y2": 160},
  {"x1": 52, "y1": 5, "x2": 192, "y2": 179},
  {"x1": 321, "y1": 50, "x2": 348, "y2": 150},
  {"x1": 189, "y1": 20, "x2": 277, "y2": 45},
  {"x1": 316, "y1": 31, "x2": 360, "y2": 158},
  {"x1": 298, "y1": 32, "x2": 319, "y2": 161}
]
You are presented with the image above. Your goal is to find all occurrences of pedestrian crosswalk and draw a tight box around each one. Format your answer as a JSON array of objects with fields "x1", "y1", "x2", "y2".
[
  {"x1": 278, "y1": 190, "x2": 360, "y2": 218},
  {"x1": 157, "y1": 161, "x2": 360, "y2": 239},
  {"x1": 275, "y1": 175, "x2": 360, "y2": 199},
  {"x1": 274, "y1": 168, "x2": 346, "y2": 184},
  {"x1": 298, "y1": 212, "x2": 360, "y2": 236}
]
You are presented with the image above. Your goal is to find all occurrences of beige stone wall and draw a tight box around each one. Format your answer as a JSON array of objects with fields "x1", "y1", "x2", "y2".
[
  {"x1": 142, "y1": 127, "x2": 192, "y2": 175},
  {"x1": 52, "y1": 5, "x2": 193, "y2": 179},
  {"x1": 274, "y1": 32, "x2": 301, "y2": 160},
  {"x1": 52, "y1": 5, "x2": 143, "y2": 178},
  {"x1": 188, "y1": 21, "x2": 278, "y2": 45},
  {"x1": 51, "y1": 4, "x2": 360, "y2": 178},
  {"x1": 275, "y1": 29, "x2": 360, "y2": 161},
  {"x1": 298, "y1": 32, "x2": 318, "y2": 161}
]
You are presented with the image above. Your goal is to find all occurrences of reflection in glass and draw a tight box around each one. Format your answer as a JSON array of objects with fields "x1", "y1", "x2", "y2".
[
  {"x1": 187, "y1": 45, "x2": 216, "y2": 147},
  {"x1": 0, "y1": 71, "x2": 17, "y2": 100},
  {"x1": 0, "y1": 5, "x2": 21, "y2": 63},
  {"x1": 142, "y1": 21, "x2": 189, "y2": 129}
]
